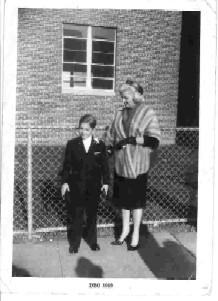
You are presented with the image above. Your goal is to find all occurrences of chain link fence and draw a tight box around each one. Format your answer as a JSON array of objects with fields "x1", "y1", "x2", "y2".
[{"x1": 13, "y1": 127, "x2": 198, "y2": 235}]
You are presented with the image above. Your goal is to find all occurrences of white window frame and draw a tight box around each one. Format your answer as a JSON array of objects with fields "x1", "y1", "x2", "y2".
[{"x1": 62, "y1": 24, "x2": 116, "y2": 96}]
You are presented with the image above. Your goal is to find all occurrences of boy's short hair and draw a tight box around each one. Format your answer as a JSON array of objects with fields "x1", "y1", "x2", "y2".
[{"x1": 79, "y1": 114, "x2": 97, "y2": 129}]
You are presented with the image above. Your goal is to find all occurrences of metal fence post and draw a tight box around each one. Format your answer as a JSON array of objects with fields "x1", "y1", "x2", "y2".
[{"x1": 27, "y1": 128, "x2": 33, "y2": 239}]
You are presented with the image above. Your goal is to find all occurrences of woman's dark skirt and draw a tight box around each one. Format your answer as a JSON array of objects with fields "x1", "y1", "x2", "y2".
[{"x1": 113, "y1": 173, "x2": 148, "y2": 210}]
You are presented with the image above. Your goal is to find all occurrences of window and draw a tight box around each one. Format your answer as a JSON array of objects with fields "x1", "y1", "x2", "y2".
[{"x1": 62, "y1": 24, "x2": 116, "y2": 94}]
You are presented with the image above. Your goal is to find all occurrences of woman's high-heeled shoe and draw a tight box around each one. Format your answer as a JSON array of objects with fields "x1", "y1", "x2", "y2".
[
  {"x1": 128, "y1": 243, "x2": 140, "y2": 251},
  {"x1": 111, "y1": 236, "x2": 128, "y2": 245}
]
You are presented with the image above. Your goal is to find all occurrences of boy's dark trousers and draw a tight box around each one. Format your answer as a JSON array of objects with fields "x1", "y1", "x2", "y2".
[{"x1": 66, "y1": 191, "x2": 98, "y2": 250}]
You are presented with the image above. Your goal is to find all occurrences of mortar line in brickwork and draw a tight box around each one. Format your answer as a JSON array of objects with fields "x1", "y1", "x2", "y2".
[{"x1": 15, "y1": 126, "x2": 199, "y2": 131}]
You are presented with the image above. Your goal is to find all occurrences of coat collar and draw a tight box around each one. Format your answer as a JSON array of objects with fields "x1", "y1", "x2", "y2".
[{"x1": 77, "y1": 136, "x2": 97, "y2": 154}]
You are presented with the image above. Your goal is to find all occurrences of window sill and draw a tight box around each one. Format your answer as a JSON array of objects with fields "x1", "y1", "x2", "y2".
[{"x1": 62, "y1": 88, "x2": 116, "y2": 97}]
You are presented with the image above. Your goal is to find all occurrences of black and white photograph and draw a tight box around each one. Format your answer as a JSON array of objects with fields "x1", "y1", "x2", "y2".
[{"x1": 0, "y1": 0, "x2": 217, "y2": 298}]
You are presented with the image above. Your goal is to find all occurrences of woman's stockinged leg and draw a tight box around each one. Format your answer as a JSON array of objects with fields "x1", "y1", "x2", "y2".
[
  {"x1": 131, "y1": 208, "x2": 143, "y2": 246},
  {"x1": 119, "y1": 209, "x2": 130, "y2": 241}
]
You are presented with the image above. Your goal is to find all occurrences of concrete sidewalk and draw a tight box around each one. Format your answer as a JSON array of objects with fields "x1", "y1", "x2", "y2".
[{"x1": 12, "y1": 231, "x2": 196, "y2": 279}]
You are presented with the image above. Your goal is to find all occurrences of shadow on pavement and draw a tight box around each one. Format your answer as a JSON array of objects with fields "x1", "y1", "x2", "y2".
[
  {"x1": 12, "y1": 265, "x2": 32, "y2": 277},
  {"x1": 75, "y1": 256, "x2": 103, "y2": 278},
  {"x1": 138, "y1": 225, "x2": 196, "y2": 280}
]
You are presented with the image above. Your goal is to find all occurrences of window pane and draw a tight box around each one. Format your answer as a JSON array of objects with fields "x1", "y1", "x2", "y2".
[
  {"x1": 63, "y1": 63, "x2": 87, "y2": 74},
  {"x1": 93, "y1": 41, "x2": 114, "y2": 53},
  {"x1": 63, "y1": 78, "x2": 86, "y2": 88},
  {"x1": 63, "y1": 24, "x2": 88, "y2": 38},
  {"x1": 92, "y1": 78, "x2": 113, "y2": 89},
  {"x1": 64, "y1": 50, "x2": 86, "y2": 62},
  {"x1": 92, "y1": 65, "x2": 114, "y2": 78},
  {"x1": 92, "y1": 52, "x2": 114, "y2": 65},
  {"x1": 64, "y1": 39, "x2": 86, "y2": 51},
  {"x1": 92, "y1": 27, "x2": 115, "y2": 41}
]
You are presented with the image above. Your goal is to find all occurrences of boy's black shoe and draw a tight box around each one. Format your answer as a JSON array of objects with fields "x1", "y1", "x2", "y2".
[
  {"x1": 69, "y1": 246, "x2": 78, "y2": 254},
  {"x1": 90, "y1": 243, "x2": 100, "y2": 251}
]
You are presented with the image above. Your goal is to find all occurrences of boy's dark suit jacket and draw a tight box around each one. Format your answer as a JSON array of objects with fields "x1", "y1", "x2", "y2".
[{"x1": 62, "y1": 136, "x2": 110, "y2": 206}]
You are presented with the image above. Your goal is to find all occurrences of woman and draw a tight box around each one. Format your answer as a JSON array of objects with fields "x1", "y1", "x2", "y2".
[{"x1": 105, "y1": 80, "x2": 161, "y2": 250}]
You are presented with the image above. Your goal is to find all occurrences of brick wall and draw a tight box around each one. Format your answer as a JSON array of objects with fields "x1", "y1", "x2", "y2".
[{"x1": 16, "y1": 8, "x2": 182, "y2": 143}]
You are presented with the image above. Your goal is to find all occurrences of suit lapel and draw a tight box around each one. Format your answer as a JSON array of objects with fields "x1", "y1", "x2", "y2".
[
  {"x1": 77, "y1": 136, "x2": 86, "y2": 155},
  {"x1": 87, "y1": 137, "x2": 95, "y2": 154}
]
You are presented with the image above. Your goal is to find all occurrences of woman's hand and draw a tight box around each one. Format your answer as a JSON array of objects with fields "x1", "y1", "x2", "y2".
[
  {"x1": 101, "y1": 184, "x2": 109, "y2": 195},
  {"x1": 136, "y1": 137, "x2": 144, "y2": 145},
  {"x1": 61, "y1": 183, "x2": 70, "y2": 199}
]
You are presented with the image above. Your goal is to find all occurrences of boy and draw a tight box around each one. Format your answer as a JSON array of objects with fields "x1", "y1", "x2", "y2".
[{"x1": 61, "y1": 114, "x2": 109, "y2": 254}]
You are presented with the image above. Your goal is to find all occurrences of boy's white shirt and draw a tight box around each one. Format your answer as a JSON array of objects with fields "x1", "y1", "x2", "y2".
[{"x1": 82, "y1": 135, "x2": 92, "y2": 153}]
